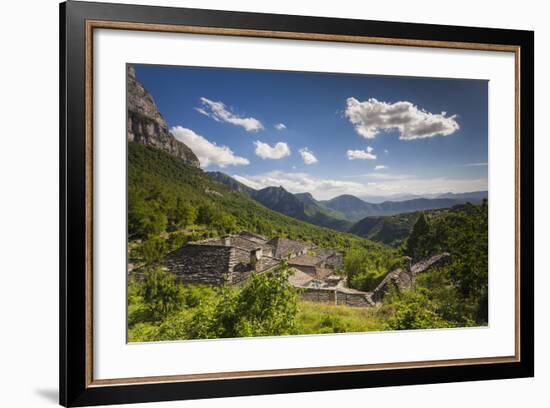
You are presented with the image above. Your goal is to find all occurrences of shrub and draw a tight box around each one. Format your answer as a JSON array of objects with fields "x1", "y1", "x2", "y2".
[{"x1": 140, "y1": 267, "x2": 182, "y2": 320}]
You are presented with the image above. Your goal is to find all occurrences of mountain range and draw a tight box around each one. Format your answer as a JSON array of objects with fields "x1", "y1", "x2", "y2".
[
  {"x1": 127, "y1": 66, "x2": 487, "y2": 243},
  {"x1": 208, "y1": 171, "x2": 487, "y2": 233},
  {"x1": 208, "y1": 172, "x2": 352, "y2": 231}
]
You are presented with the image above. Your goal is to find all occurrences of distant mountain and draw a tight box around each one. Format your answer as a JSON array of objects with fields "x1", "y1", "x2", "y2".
[
  {"x1": 358, "y1": 193, "x2": 422, "y2": 204},
  {"x1": 325, "y1": 193, "x2": 488, "y2": 221},
  {"x1": 294, "y1": 192, "x2": 318, "y2": 206},
  {"x1": 349, "y1": 212, "x2": 425, "y2": 246},
  {"x1": 369, "y1": 197, "x2": 463, "y2": 216},
  {"x1": 208, "y1": 174, "x2": 352, "y2": 232},
  {"x1": 349, "y1": 203, "x2": 485, "y2": 246},
  {"x1": 208, "y1": 171, "x2": 256, "y2": 196},
  {"x1": 436, "y1": 191, "x2": 487, "y2": 202},
  {"x1": 208, "y1": 171, "x2": 487, "y2": 233},
  {"x1": 254, "y1": 186, "x2": 306, "y2": 219},
  {"x1": 321, "y1": 195, "x2": 376, "y2": 222}
]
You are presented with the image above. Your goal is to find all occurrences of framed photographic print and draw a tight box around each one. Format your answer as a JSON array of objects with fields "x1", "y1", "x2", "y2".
[{"x1": 59, "y1": 1, "x2": 534, "y2": 406}]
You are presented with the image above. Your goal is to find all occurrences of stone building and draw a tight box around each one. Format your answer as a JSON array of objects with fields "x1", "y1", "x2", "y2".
[
  {"x1": 163, "y1": 231, "x2": 344, "y2": 289},
  {"x1": 266, "y1": 237, "x2": 308, "y2": 259},
  {"x1": 160, "y1": 230, "x2": 449, "y2": 308},
  {"x1": 288, "y1": 254, "x2": 332, "y2": 280},
  {"x1": 164, "y1": 232, "x2": 309, "y2": 285}
]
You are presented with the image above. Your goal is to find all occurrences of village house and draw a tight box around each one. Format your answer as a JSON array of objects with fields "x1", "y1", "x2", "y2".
[
  {"x1": 163, "y1": 231, "x2": 341, "y2": 287},
  {"x1": 162, "y1": 230, "x2": 448, "y2": 308}
]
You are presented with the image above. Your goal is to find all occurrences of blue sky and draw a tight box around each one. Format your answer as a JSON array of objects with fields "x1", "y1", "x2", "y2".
[{"x1": 133, "y1": 64, "x2": 488, "y2": 200}]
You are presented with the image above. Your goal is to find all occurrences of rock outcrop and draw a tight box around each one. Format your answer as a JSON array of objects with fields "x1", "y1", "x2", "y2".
[{"x1": 127, "y1": 65, "x2": 200, "y2": 168}]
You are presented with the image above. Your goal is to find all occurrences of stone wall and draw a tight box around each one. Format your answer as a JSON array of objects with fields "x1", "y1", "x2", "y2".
[
  {"x1": 335, "y1": 291, "x2": 373, "y2": 307},
  {"x1": 300, "y1": 288, "x2": 335, "y2": 303},
  {"x1": 299, "y1": 287, "x2": 372, "y2": 307}
]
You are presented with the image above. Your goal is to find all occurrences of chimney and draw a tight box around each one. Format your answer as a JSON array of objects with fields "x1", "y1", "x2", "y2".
[
  {"x1": 250, "y1": 248, "x2": 263, "y2": 271},
  {"x1": 222, "y1": 236, "x2": 231, "y2": 246}
]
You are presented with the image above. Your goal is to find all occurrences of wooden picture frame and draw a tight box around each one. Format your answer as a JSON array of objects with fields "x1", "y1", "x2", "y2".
[{"x1": 60, "y1": 1, "x2": 534, "y2": 406}]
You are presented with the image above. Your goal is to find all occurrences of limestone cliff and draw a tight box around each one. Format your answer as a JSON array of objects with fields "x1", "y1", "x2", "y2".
[{"x1": 127, "y1": 65, "x2": 200, "y2": 168}]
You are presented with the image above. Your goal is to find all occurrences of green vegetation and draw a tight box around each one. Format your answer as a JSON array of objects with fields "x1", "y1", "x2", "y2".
[
  {"x1": 344, "y1": 248, "x2": 405, "y2": 292},
  {"x1": 128, "y1": 264, "x2": 386, "y2": 342},
  {"x1": 127, "y1": 142, "x2": 488, "y2": 340},
  {"x1": 296, "y1": 301, "x2": 385, "y2": 334},
  {"x1": 389, "y1": 201, "x2": 489, "y2": 327}
]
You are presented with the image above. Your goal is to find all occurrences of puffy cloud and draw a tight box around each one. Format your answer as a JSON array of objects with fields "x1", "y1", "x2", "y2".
[
  {"x1": 299, "y1": 147, "x2": 318, "y2": 165},
  {"x1": 195, "y1": 97, "x2": 264, "y2": 132},
  {"x1": 347, "y1": 146, "x2": 377, "y2": 160},
  {"x1": 374, "y1": 165, "x2": 388, "y2": 170},
  {"x1": 233, "y1": 170, "x2": 487, "y2": 200},
  {"x1": 254, "y1": 140, "x2": 291, "y2": 159},
  {"x1": 274, "y1": 123, "x2": 287, "y2": 130},
  {"x1": 345, "y1": 97, "x2": 459, "y2": 140},
  {"x1": 170, "y1": 126, "x2": 249, "y2": 168}
]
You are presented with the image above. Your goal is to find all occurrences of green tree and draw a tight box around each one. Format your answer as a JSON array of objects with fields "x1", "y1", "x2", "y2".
[
  {"x1": 139, "y1": 237, "x2": 168, "y2": 264},
  {"x1": 230, "y1": 263, "x2": 298, "y2": 337},
  {"x1": 344, "y1": 248, "x2": 402, "y2": 291},
  {"x1": 140, "y1": 267, "x2": 182, "y2": 320},
  {"x1": 383, "y1": 286, "x2": 455, "y2": 330},
  {"x1": 184, "y1": 263, "x2": 299, "y2": 339},
  {"x1": 197, "y1": 204, "x2": 216, "y2": 225},
  {"x1": 128, "y1": 200, "x2": 168, "y2": 238},
  {"x1": 173, "y1": 198, "x2": 197, "y2": 228},
  {"x1": 404, "y1": 213, "x2": 431, "y2": 260}
]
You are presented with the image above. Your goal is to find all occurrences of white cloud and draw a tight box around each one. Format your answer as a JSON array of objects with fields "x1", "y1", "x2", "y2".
[
  {"x1": 254, "y1": 140, "x2": 291, "y2": 160},
  {"x1": 274, "y1": 123, "x2": 287, "y2": 130},
  {"x1": 374, "y1": 165, "x2": 388, "y2": 170},
  {"x1": 233, "y1": 170, "x2": 487, "y2": 200},
  {"x1": 170, "y1": 126, "x2": 249, "y2": 168},
  {"x1": 195, "y1": 97, "x2": 264, "y2": 132},
  {"x1": 233, "y1": 171, "x2": 364, "y2": 200},
  {"x1": 345, "y1": 97, "x2": 459, "y2": 140},
  {"x1": 461, "y1": 162, "x2": 488, "y2": 167},
  {"x1": 299, "y1": 147, "x2": 318, "y2": 164},
  {"x1": 384, "y1": 149, "x2": 389, "y2": 154},
  {"x1": 347, "y1": 146, "x2": 377, "y2": 160}
]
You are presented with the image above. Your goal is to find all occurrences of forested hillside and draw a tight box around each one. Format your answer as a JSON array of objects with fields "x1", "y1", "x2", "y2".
[
  {"x1": 208, "y1": 171, "x2": 352, "y2": 231},
  {"x1": 128, "y1": 142, "x2": 400, "y2": 267}
]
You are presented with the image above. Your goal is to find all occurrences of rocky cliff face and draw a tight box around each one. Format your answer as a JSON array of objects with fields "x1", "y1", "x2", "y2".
[{"x1": 127, "y1": 65, "x2": 200, "y2": 168}]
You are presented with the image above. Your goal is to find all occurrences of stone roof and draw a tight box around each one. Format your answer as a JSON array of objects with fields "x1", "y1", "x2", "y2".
[
  {"x1": 255, "y1": 256, "x2": 281, "y2": 273},
  {"x1": 288, "y1": 254, "x2": 322, "y2": 267},
  {"x1": 164, "y1": 243, "x2": 235, "y2": 285},
  {"x1": 237, "y1": 231, "x2": 268, "y2": 244},
  {"x1": 199, "y1": 233, "x2": 273, "y2": 254},
  {"x1": 267, "y1": 237, "x2": 308, "y2": 258},
  {"x1": 315, "y1": 267, "x2": 333, "y2": 280},
  {"x1": 313, "y1": 248, "x2": 341, "y2": 258},
  {"x1": 288, "y1": 268, "x2": 315, "y2": 287},
  {"x1": 410, "y1": 252, "x2": 450, "y2": 275}
]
